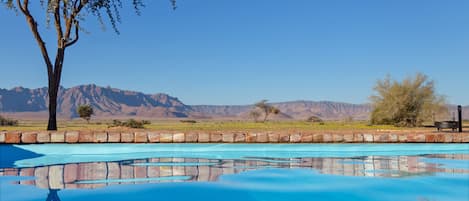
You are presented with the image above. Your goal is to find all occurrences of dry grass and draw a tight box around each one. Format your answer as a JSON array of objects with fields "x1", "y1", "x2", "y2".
[{"x1": 0, "y1": 119, "x2": 441, "y2": 132}]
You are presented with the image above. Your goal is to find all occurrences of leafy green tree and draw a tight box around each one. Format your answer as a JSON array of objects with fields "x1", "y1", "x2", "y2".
[
  {"x1": 254, "y1": 100, "x2": 280, "y2": 123},
  {"x1": 77, "y1": 105, "x2": 94, "y2": 123},
  {"x1": 2, "y1": 0, "x2": 175, "y2": 130},
  {"x1": 370, "y1": 73, "x2": 447, "y2": 127}
]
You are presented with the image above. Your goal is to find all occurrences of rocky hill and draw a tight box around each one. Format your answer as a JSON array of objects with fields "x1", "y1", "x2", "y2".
[
  {"x1": 0, "y1": 85, "x2": 190, "y2": 118},
  {"x1": 191, "y1": 101, "x2": 370, "y2": 120},
  {"x1": 1, "y1": 85, "x2": 468, "y2": 120}
]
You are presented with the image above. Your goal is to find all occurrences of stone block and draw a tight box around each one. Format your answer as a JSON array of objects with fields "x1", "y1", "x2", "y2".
[
  {"x1": 268, "y1": 133, "x2": 279, "y2": 143},
  {"x1": 363, "y1": 134, "x2": 373, "y2": 142},
  {"x1": 425, "y1": 134, "x2": 436, "y2": 143},
  {"x1": 290, "y1": 133, "x2": 301, "y2": 143},
  {"x1": 234, "y1": 133, "x2": 245, "y2": 143},
  {"x1": 173, "y1": 133, "x2": 185, "y2": 143},
  {"x1": 107, "y1": 132, "x2": 121, "y2": 143},
  {"x1": 48, "y1": 165, "x2": 64, "y2": 189},
  {"x1": 210, "y1": 133, "x2": 223, "y2": 143},
  {"x1": 198, "y1": 133, "x2": 210, "y2": 142},
  {"x1": 406, "y1": 133, "x2": 417, "y2": 142},
  {"x1": 78, "y1": 131, "x2": 94, "y2": 143},
  {"x1": 389, "y1": 134, "x2": 398, "y2": 142},
  {"x1": 34, "y1": 167, "x2": 49, "y2": 189},
  {"x1": 120, "y1": 132, "x2": 135, "y2": 143},
  {"x1": 353, "y1": 133, "x2": 363, "y2": 143},
  {"x1": 332, "y1": 134, "x2": 344, "y2": 142},
  {"x1": 462, "y1": 134, "x2": 469, "y2": 143},
  {"x1": 222, "y1": 133, "x2": 234, "y2": 143},
  {"x1": 246, "y1": 133, "x2": 257, "y2": 143},
  {"x1": 135, "y1": 132, "x2": 148, "y2": 143},
  {"x1": 63, "y1": 164, "x2": 78, "y2": 189},
  {"x1": 37, "y1": 132, "x2": 50, "y2": 143},
  {"x1": 301, "y1": 133, "x2": 313, "y2": 143},
  {"x1": 435, "y1": 134, "x2": 445, "y2": 143},
  {"x1": 257, "y1": 133, "x2": 268, "y2": 143},
  {"x1": 398, "y1": 134, "x2": 407, "y2": 142},
  {"x1": 5, "y1": 132, "x2": 21, "y2": 143},
  {"x1": 323, "y1": 133, "x2": 333, "y2": 143},
  {"x1": 312, "y1": 134, "x2": 323, "y2": 143},
  {"x1": 279, "y1": 133, "x2": 290, "y2": 143},
  {"x1": 65, "y1": 131, "x2": 79, "y2": 143},
  {"x1": 160, "y1": 133, "x2": 173, "y2": 143},
  {"x1": 451, "y1": 134, "x2": 462, "y2": 143},
  {"x1": 64, "y1": 164, "x2": 78, "y2": 184},
  {"x1": 21, "y1": 132, "x2": 37, "y2": 143},
  {"x1": 185, "y1": 133, "x2": 198, "y2": 142},
  {"x1": 148, "y1": 132, "x2": 160, "y2": 143},
  {"x1": 343, "y1": 133, "x2": 354, "y2": 143},
  {"x1": 415, "y1": 133, "x2": 426, "y2": 143},
  {"x1": 443, "y1": 134, "x2": 453, "y2": 143},
  {"x1": 94, "y1": 132, "x2": 108, "y2": 143},
  {"x1": 50, "y1": 132, "x2": 65, "y2": 143},
  {"x1": 375, "y1": 134, "x2": 389, "y2": 143},
  {"x1": 0, "y1": 132, "x2": 5, "y2": 143}
]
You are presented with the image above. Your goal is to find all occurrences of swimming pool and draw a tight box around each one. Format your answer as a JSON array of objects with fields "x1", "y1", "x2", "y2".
[{"x1": 1, "y1": 144, "x2": 468, "y2": 201}]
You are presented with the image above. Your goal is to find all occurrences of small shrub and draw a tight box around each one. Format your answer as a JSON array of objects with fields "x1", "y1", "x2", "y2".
[
  {"x1": 306, "y1": 116, "x2": 323, "y2": 123},
  {"x1": 109, "y1": 119, "x2": 150, "y2": 129},
  {"x1": 0, "y1": 115, "x2": 18, "y2": 126},
  {"x1": 180, "y1": 120, "x2": 197, "y2": 123}
]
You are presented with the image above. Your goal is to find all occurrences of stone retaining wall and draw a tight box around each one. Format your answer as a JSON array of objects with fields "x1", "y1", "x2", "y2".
[{"x1": 1, "y1": 131, "x2": 468, "y2": 144}]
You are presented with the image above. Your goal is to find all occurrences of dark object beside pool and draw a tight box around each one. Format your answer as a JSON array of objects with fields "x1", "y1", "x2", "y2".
[{"x1": 434, "y1": 121, "x2": 458, "y2": 131}]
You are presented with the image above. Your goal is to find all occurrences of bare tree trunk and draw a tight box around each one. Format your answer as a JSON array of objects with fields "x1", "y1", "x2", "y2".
[
  {"x1": 263, "y1": 112, "x2": 269, "y2": 123},
  {"x1": 47, "y1": 49, "x2": 65, "y2": 130},
  {"x1": 47, "y1": 71, "x2": 61, "y2": 130},
  {"x1": 47, "y1": 86, "x2": 58, "y2": 130}
]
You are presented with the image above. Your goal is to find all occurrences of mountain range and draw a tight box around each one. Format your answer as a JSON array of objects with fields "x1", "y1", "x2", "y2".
[{"x1": 0, "y1": 84, "x2": 467, "y2": 120}]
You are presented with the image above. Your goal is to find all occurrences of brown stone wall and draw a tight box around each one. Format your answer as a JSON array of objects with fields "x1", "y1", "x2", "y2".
[{"x1": 0, "y1": 131, "x2": 468, "y2": 144}]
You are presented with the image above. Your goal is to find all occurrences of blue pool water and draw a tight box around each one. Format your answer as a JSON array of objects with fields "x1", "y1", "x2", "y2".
[{"x1": 0, "y1": 143, "x2": 468, "y2": 201}]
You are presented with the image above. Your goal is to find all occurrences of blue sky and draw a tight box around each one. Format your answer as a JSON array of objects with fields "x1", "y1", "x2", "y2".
[{"x1": 1, "y1": 0, "x2": 468, "y2": 105}]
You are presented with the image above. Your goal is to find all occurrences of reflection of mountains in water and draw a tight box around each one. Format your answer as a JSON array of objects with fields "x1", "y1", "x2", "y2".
[{"x1": 1, "y1": 154, "x2": 468, "y2": 190}]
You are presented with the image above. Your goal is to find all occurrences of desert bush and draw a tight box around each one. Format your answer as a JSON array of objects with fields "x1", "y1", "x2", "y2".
[
  {"x1": 306, "y1": 116, "x2": 323, "y2": 123},
  {"x1": 370, "y1": 73, "x2": 447, "y2": 127},
  {"x1": 77, "y1": 105, "x2": 94, "y2": 123},
  {"x1": 109, "y1": 119, "x2": 150, "y2": 129},
  {"x1": 180, "y1": 120, "x2": 197, "y2": 123},
  {"x1": 0, "y1": 115, "x2": 18, "y2": 126}
]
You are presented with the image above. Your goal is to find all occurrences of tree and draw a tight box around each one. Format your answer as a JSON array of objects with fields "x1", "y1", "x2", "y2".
[
  {"x1": 2, "y1": 0, "x2": 175, "y2": 130},
  {"x1": 249, "y1": 110, "x2": 261, "y2": 122},
  {"x1": 254, "y1": 100, "x2": 280, "y2": 123},
  {"x1": 77, "y1": 105, "x2": 93, "y2": 123},
  {"x1": 370, "y1": 73, "x2": 447, "y2": 127}
]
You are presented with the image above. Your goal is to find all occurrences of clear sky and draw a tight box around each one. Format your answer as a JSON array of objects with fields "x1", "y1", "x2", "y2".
[{"x1": 1, "y1": 0, "x2": 468, "y2": 105}]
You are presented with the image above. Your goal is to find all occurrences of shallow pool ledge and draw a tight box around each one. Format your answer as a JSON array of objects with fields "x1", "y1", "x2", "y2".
[{"x1": 0, "y1": 131, "x2": 468, "y2": 144}]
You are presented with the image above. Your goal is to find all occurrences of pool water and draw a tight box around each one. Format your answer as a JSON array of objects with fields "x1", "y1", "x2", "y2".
[{"x1": 0, "y1": 144, "x2": 468, "y2": 201}]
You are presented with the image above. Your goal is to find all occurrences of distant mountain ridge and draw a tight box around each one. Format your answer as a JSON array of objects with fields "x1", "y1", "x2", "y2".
[
  {"x1": 0, "y1": 85, "x2": 190, "y2": 118},
  {"x1": 1, "y1": 84, "x2": 468, "y2": 120}
]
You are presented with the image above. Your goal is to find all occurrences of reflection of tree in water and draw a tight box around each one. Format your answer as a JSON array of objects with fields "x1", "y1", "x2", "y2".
[{"x1": 46, "y1": 189, "x2": 61, "y2": 201}]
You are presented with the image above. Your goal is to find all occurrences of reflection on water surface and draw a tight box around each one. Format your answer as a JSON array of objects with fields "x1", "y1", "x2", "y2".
[{"x1": 1, "y1": 154, "x2": 468, "y2": 190}]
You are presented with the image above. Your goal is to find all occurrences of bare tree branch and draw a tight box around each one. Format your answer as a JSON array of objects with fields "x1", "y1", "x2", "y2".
[
  {"x1": 65, "y1": 21, "x2": 79, "y2": 48},
  {"x1": 54, "y1": 1, "x2": 64, "y2": 47},
  {"x1": 17, "y1": 0, "x2": 54, "y2": 78}
]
